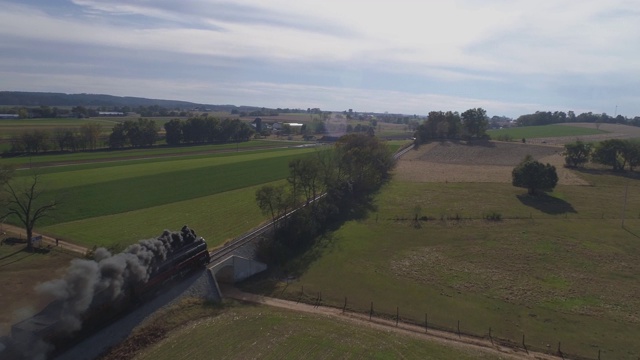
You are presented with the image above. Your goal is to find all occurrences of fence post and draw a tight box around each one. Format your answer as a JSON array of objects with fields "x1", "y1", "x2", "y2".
[
  {"x1": 425, "y1": 313, "x2": 428, "y2": 333},
  {"x1": 343, "y1": 297, "x2": 347, "y2": 313},
  {"x1": 396, "y1": 307, "x2": 399, "y2": 327},
  {"x1": 489, "y1": 327, "x2": 493, "y2": 345},
  {"x1": 369, "y1": 301, "x2": 373, "y2": 320},
  {"x1": 457, "y1": 320, "x2": 460, "y2": 337}
]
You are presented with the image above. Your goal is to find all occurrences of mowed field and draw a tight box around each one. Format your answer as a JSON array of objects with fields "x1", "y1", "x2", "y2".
[
  {"x1": 253, "y1": 139, "x2": 640, "y2": 359},
  {"x1": 133, "y1": 304, "x2": 500, "y2": 360}
]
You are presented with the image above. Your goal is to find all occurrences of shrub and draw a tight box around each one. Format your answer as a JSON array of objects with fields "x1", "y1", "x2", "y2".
[{"x1": 484, "y1": 212, "x2": 502, "y2": 221}]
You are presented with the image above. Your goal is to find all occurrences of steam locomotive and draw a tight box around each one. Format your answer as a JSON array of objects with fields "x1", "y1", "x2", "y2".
[{"x1": 4, "y1": 228, "x2": 211, "y2": 359}]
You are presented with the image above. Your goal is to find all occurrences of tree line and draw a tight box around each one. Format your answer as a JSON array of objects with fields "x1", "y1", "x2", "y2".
[
  {"x1": 163, "y1": 116, "x2": 254, "y2": 146},
  {"x1": 516, "y1": 111, "x2": 640, "y2": 127},
  {"x1": 414, "y1": 108, "x2": 489, "y2": 142},
  {"x1": 5, "y1": 116, "x2": 255, "y2": 155},
  {"x1": 564, "y1": 139, "x2": 640, "y2": 171},
  {"x1": 255, "y1": 133, "x2": 395, "y2": 264},
  {"x1": 8, "y1": 123, "x2": 103, "y2": 154}
]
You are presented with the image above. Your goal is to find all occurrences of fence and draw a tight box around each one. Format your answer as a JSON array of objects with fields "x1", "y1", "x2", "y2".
[{"x1": 275, "y1": 283, "x2": 635, "y2": 360}]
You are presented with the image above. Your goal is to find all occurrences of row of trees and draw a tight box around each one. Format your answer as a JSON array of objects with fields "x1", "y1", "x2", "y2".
[
  {"x1": 109, "y1": 118, "x2": 159, "y2": 148},
  {"x1": 163, "y1": 116, "x2": 254, "y2": 145},
  {"x1": 8, "y1": 123, "x2": 103, "y2": 154},
  {"x1": 7, "y1": 116, "x2": 256, "y2": 154},
  {"x1": 516, "y1": 111, "x2": 640, "y2": 127},
  {"x1": 564, "y1": 139, "x2": 640, "y2": 171},
  {"x1": 255, "y1": 133, "x2": 395, "y2": 263},
  {"x1": 414, "y1": 108, "x2": 489, "y2": 142}
]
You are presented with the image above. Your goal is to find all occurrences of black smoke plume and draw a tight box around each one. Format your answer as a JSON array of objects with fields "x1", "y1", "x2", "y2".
[{"x1": 11, "y1": 226, "x2": 200, "y2": 359}]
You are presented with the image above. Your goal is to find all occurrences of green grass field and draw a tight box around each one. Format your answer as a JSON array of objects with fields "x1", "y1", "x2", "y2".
[
  {"x1": 252, "y1": 173, "x2": 640, "y2": 359},
  {"x1": 1, "y1": 139, "x2": 308, "y2": 166},
  {"x1": 135, "y1": 304, "x2": 499, "y2": 360},
  {"x1": 2, "y1": 144, "x2": 320, "y2": 248},
  {"x1": 487, "y1": 124, "x2": 606, "y2": 140}
]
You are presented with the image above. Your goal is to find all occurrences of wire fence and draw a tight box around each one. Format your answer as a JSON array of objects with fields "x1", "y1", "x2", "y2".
[{"x1": 275, "y1": 284, "x2": 635, "y2": 360}]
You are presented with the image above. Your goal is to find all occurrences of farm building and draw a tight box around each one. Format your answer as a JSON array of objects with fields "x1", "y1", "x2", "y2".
[
  {"x1": 0, "y1": 114, "x2": 19, "y2": 119},
  {"x1": 98, "y1": 111, "x2": 125, "y2": 116}
]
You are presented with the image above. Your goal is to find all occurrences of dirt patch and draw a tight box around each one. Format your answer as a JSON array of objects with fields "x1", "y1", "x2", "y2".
[{"x1": 396, "y1": 141, "x2": 588, "y2": 185}]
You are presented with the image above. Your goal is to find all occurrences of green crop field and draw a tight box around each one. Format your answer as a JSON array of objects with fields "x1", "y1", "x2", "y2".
[
  {"x1": 488, "y1": 124, "x2": 606, "y2": 139},
  {"x1": 41, "y1": 182, "x2": 282, "y2": 248},
  {"x1": 251, "y1": 166, "x2": 640, "y2": 359},
  {"x1": 2, "y1": 143, "x2": 320, "y2": 248},
  {"x1": 135, "y1": 305, "x2": 499, "y2": 360}
]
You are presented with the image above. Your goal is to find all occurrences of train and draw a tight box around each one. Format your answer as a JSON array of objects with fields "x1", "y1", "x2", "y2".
[{"x1": 2, "y1": 228, "x2": 211, "y2": 360}]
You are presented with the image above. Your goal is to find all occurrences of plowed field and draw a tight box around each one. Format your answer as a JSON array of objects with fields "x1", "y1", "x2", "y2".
[{"x1": 396, "y1": 140, "x2": 588, "y2": 185}]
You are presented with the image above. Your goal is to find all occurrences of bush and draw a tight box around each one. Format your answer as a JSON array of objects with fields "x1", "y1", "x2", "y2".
[
  {"x1": 494, "y1": 134, "x2": 513, "y2": 142},
  {"x1": 484, "y1": 212, "x2": 502, "y2": 221}
]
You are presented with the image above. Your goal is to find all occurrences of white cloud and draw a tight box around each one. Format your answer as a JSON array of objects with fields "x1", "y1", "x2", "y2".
[{"x1": 1, "y1": 0, "x2": 639, "y2": 116}]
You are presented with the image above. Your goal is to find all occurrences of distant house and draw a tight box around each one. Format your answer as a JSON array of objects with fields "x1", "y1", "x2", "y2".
[
  {"x1": 0, "y1": 114, "x2": 19, "y2": 119},
  {"x1": 98, "y1": 112, "x2": 124, "y2": 116}
]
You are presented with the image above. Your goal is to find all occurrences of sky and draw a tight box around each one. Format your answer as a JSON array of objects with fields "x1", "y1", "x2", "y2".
[{"x1": 1, "y1": 0, "x2": 639, "y2": 118}]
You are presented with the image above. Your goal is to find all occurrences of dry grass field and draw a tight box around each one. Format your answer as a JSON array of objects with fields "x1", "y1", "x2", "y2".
[{"x1": 396, "y1": 140, "x2": 587, "y2": 185}]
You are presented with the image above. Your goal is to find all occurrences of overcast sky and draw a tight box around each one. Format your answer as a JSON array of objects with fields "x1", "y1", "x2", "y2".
[{"x1": 1, "y1": 0, "x2": 639, "y2": 117}]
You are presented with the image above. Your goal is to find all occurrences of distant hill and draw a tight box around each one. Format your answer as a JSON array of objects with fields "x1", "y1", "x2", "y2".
[{"x1": 0, "y1": 91, "x2": 247, "y2": 111}]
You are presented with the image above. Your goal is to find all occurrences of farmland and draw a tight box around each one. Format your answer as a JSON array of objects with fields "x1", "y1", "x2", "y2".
[
  {"x1": 3, "y1": 141, "x2": 320, "y2": 248},
  {"x1": 133, "y1": 303, "x2": 500, "y2": 360},
  {"x1": 247, "y1": 139, "x2": 640, "y2": 359},
  {"x1": 487, "y1": 124, "x2": 606, "y2": 140}
]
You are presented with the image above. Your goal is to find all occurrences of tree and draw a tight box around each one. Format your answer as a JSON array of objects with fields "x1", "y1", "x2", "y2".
[
  {"x1": 563, "y1": 140, "x2": 592, "y2": 167},
  {"x1": 164, "y1": 119, "x2": 183, "y2": 145},
  {"x1": 461, "y1": 108, "x2": 488, "y2": 139},
  {"x1": 512, "y1": 156, "x2": 558, "y2": 195},
  {"x1": 624, "y1": 140, "x2": 640, "y2": 171},
  {"x1": 2, "y1": 174, "x2": 58, "y2": 252},
  {"x1": 108, "y1": 122, "x2": 128, "y2": 149},
  {"x1": 591, "y1": 139, "x2": 627, "y2": 171},
  {"x1": 81, "y1": 123, "x2": 102, "y2": 150},
  {"x1": 334, "y1": 133, "x2": 395, "y2": 197},
  {"x1": 255, "y1": 184, "x2": 292, "y2": 230}
]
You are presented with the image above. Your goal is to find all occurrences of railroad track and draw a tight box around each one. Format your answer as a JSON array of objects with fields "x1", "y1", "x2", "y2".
[{"x1": 207, "y1": 142, "x2": 415, "y2": 265}]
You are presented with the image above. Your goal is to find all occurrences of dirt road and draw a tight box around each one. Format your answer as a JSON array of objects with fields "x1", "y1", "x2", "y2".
[{"x1": 223, "y1": 287, "x2": 562, "y2": 360}]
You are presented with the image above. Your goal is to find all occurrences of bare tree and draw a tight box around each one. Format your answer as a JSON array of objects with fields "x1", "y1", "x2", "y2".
[{"x1": 2, "y1": 174, "x2": 58, "y2": 251}]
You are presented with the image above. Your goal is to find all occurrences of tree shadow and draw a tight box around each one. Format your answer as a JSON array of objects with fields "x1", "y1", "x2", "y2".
[{"x1": 516, "y1": 193, "x2": 577, "y2": 215}]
